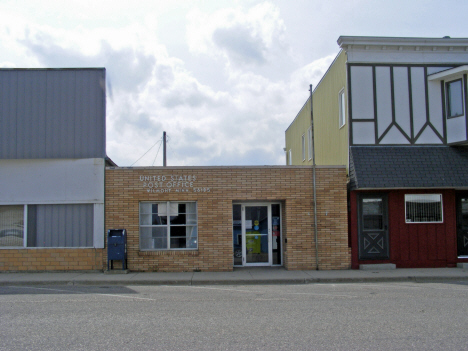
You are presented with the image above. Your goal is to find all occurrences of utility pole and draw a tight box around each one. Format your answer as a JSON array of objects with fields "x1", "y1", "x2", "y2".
[
  {"x1": 163, "y1": 131, "x2": 167, "y2": 167},
  {"x1": 310, "y1": 84, "x2": 319, "y2": 270}
]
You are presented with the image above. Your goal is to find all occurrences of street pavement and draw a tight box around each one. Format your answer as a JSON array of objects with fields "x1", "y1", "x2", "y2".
[
  {"x1": 1, "y1": 266, "x2": 468, "y2": 286},
  {"x1": 3, "y1": 281, "x2": 468, "y2": 350}
]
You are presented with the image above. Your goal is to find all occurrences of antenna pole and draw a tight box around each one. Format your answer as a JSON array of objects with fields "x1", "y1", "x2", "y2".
[{"x1": 163, "y1": 131, "x2": 167, "y2": 167}]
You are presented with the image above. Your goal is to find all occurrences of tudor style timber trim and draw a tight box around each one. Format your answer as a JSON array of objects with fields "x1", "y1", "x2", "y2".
[{"x1": 348, "y1": 63, "x2": 467, "y2": 146}]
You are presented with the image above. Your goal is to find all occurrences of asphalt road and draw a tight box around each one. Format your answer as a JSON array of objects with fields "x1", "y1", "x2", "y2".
[{"x1": 1, "y1": 281, "x2": 467, "y2": 351}]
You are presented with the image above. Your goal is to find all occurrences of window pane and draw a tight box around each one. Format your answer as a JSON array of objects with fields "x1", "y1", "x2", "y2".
[
  {"x1": 362, "y1": 198, "x2": 383, "y2": 230},
  {"x1": 186, "y1": 202, "x2": 197, "y2": 214},
  {"x1": 405, "y1": 194, "x2": 442, "y2": 223},
  {"x1": 140, "y1": 203, "x2": 152, "y2": 214},
  {"x1": 152, "y1": 237, "x2": 167, "y2": 249},
  {"x1": 363, "y1": 215, "x2": 383, "y2": 230},
  {"x1": 186, "y1": 226, "x2": 198, "y2": 248},
  {"x1": 152, "y1": 214, "x2": 167, "y2": 225},
  {"x1": 170, "y1": 214, "x2": 186, "y2": 225},
  {"x1": 170, "y1": 237, "x2": 186, "y2": 248},
  {"x1": 339, "y1": 90, "x2": 346, "y2": 127},
  {"x1": 140, "y1": 214, "x2": 152, "y2": 225},
  {"x1": 363, "y1": 199, "x2": 382, "y2": 215},
  {"x1": 170, "y1": 226, "x2": 187, "y2": 248},
  {"x1": 461, "y1": 198, "x2": 468, "y2": 230},
  {"x1": 186, "y1": 213, "x2": 197, "y2": 225},
  {"x1": 140, "y1": 227, "x2": 167, "y2": 249},
  {"x1": 139, "y1": 202, "x2": 197, "y2": 250},
  {"x1": 152, "y1": 227, "x2": 167, "y2": 238},
  {"x1": 447, "y1": 80, "x2": 464, "y2": 117},
  {"x1": 140, "y1": 203, "x2": 167, "y2": 225},
  {"x1": 301, "y1": 134, "x2": 305, "y2": 161},
  {"x1": 0, "y1": 205, "x2": 24, "y2": 247}
]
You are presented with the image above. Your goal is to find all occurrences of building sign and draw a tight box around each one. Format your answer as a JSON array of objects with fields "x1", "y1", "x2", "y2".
[{"x1": 139, "y1": 175, "x2": 210, "y2": 193}]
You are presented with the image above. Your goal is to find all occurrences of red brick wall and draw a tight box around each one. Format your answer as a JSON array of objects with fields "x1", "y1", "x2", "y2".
[{"x1": 106, "y1": 166, "x2": 350, "y2": 272}]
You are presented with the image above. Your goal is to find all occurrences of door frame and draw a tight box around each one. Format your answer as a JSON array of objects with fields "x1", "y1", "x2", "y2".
[
  {"x1": 233, "y1": 202, "x2": 282, "y2": 267},
  {"x1": 456, "y1": 192, "x2": 468, "y2": 258}
]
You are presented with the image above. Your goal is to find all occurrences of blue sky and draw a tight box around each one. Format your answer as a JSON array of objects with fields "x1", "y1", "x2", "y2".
[{"x1": 0, "y1": 0, "x2": 467, "y2": 166}]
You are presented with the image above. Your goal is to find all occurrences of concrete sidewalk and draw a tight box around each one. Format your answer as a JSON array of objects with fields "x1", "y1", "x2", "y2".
[{"x1": 1, "y1": 267, "x2": 468, "y2": 286}]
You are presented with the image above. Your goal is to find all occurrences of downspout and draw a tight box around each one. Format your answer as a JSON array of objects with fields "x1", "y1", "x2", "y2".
[{"x1": 310, "y1": 84, "x2": 319, "y2": 270}]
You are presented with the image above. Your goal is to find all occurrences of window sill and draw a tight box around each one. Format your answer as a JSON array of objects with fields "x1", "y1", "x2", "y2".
[
  {"x1": 0, "y1": 246, "x2": 95, "y2": 249},
  {"x1": 138, "y1": 250, "x2": 199, "y2": 256},
  {"x1": 447, "y1": 114, "x2": 465, "y2": 119}
]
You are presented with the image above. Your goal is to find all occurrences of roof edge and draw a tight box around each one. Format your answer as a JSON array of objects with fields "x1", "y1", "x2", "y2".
[
  {"x1": 337, "y1": 36, "x2": 468, "y2": 48},
  {"x1": 106, "y1": 165, "x2": 347, "y2": 170}
]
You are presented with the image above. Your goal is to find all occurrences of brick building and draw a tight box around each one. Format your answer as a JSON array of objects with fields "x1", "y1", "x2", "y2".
[
  {"x1": 105, "y1": 165, "x2": 351, "y2": 272},
  {"x1": 0, "y1": 69, "x2": 352, "y2": 272}
]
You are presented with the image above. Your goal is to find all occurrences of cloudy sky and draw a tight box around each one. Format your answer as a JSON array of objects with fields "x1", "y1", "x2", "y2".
[{"x1": 0, "y1": 0, "x2": 466, "y2": 166}]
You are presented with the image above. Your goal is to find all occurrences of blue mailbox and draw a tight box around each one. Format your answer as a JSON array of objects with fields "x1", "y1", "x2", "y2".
[{"x1": 107, "y1": 229, "x2": 127, "y2": 270}]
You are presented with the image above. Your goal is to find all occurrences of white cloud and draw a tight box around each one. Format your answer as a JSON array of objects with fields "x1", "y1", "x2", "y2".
[
  {"x1": 288, "y1": 54, "x2": 338, "y2": 107},
  {"x1": 186, "y1": 2, "x2": 287, "y2": 68},
  {"x1": 0, "y1": 1, "x2": 338, "y2": 167},
  {"x1": 7, "y1": 0, "x2": 460, "y2": 168}
]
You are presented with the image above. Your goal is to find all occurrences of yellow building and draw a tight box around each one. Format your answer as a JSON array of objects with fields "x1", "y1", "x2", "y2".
[
  {"x1": 286, "y1": 36, "x2": 468, "y2": 270},
  {"x1": 285, "y1": 50, "x2": 348, "y2": 169}
]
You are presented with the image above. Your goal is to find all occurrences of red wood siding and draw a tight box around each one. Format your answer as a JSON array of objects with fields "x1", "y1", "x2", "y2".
[{"x1": 351, "y1": 189, "x2": 458, "y2": 268}]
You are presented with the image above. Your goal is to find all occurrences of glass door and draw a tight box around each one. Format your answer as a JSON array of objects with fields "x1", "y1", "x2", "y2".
[
  {"x1": 232, "y1": 203, "x2": 282, "y2": 267},
  {"x1": 244, "y1": 205, "x2": 270, "y2": 265}
]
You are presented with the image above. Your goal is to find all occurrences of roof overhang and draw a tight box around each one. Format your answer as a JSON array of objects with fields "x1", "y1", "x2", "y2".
[
  {"x1": 338, "y1": 36, "x2": 468, "y2": 49},
  {"x1": 349, "y1": 146, "x2": 468, "y2": 191},
  {"x1": 337, "y1": 36, "x2": 468, "y2": 64},
  {"x1": 428, "y1": 65, "x2": 468, "y2": 81}
]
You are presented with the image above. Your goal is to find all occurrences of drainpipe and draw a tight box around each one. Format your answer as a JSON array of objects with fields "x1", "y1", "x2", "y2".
[{"x1": 310, "y1": 84, "x2": 319, "y2": 270}]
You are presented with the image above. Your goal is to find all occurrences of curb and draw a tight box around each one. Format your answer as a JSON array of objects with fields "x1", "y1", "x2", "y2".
[{"x1": 1, "y1": 275, "x2": 468, "y2": 286}]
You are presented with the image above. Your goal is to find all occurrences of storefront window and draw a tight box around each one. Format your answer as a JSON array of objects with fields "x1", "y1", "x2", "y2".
[
  {"x1": 1, "y1": 204, "x2": 95, "y2": 248},
  {"x1": 140, "y1": 202, "x2": 197, "y2": 250},
  {"x1": 0, "y1": 205, "x2": 24, "y2": 247}
]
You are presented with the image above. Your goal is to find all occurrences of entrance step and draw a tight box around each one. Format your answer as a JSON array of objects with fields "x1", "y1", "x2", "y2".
[
  {"x1": 457, "y1": 263, "x2": 468, "y2": 269},
  {"x1": 360, "y1": 263, "x2": 396, "y2": 270}
]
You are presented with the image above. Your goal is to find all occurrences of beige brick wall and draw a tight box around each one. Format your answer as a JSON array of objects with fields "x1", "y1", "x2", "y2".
[
  {"x1": 105, "y1": 166, "x2": 350, "y2": 272},
  {"x1": 0, "y1": 248, "x2": 103, "y2": 271}
]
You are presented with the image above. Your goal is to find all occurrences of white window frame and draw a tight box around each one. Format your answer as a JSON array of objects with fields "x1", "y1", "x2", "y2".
[
  {"x1": 139, "y1": 201, "x2": 198, "y2": 250},
  {"x1": 307, "y1": 127, "x2": 312, "y2": 160},
  {"x1": 339, "y1": 88, "x2": 346, "y2": 128},
  {"x1": 445, "y1": 78, "x2": 465, "y2": 118},
  {"x1": 405, "y1": 194, "x2": 443, "y2": 224},
  {"x1": 301, "y1": 134, "x2": 306, "y2": 162}
]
